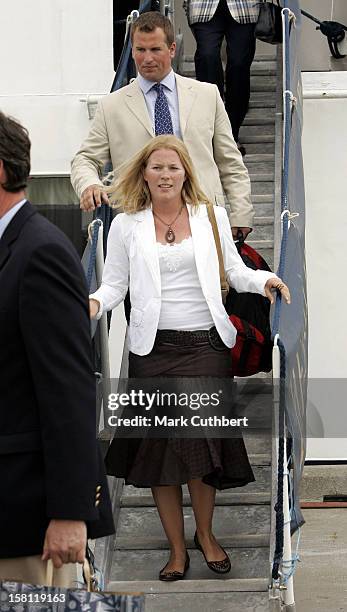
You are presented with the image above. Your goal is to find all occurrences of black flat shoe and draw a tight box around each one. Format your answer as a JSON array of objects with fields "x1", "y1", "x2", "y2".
[
  {"x1": 159, "y1": 551, "x2": 190, "y2": 582},
  {"x1": 194, "y1": 532, "x2": 231, "y2": 574}
]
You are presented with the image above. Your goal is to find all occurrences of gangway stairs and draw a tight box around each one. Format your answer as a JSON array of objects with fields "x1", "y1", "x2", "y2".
[{"x1": 97, "y1": 52, "x2": 281, "y2": 612}]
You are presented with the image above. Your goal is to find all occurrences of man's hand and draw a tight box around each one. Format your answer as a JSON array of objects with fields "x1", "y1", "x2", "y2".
[
  {"x1": 232, "y1": 227, "x2": 252, "y2": 240},
  {"x1": 89, "y1": 298, "x2": 100, "y2": 319},
  {"x1": 80, "y1": 185, "x2": 110, "y2": 212},
  {"x1": 264, "y1": 278, "x2": 291, "y2": 305},
  {"x1": 42, "y1": 519, "x2": 87, "y2": 568}
]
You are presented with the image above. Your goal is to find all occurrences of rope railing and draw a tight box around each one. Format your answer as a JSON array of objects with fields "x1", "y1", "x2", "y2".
[
  {"x1": 270, "y1": 2, "x2": 307, "y2": 606},
  {"x1": 269, "y1": 5, "x2": 293, "y2": 592}
]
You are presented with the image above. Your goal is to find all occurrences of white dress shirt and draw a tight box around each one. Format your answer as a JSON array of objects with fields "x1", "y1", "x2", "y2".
[
  {"x1": 137, "y1": 70, "x2": 182, "y2": 139},
  {"x1": 0, "y1": 199, "x2": 27, "y2": 240}
]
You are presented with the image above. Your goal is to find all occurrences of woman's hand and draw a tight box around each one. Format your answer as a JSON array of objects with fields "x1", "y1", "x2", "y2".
[
  {"x1": 89, "y1": 298, "x2": 100, "y2": 319},
  {"x1": 264, "y1": 278, "x2": 291, "y2": 305}
]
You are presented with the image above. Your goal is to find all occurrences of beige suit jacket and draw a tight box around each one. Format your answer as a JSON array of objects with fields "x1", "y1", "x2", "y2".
[{"x1": 71, "y1": 74, "x2": 254, "y2": 228}]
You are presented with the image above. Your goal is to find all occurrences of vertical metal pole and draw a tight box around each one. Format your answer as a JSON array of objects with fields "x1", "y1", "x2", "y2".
[
  {"x1": 282, "y1": 439, "x2": 295, "y2": 606},
  {"x1": 273, "y1": 339, "x2": 295, "y2": 608},
  {"x1": 94, "y1": 224, "x2": 111, "y2": 431}
]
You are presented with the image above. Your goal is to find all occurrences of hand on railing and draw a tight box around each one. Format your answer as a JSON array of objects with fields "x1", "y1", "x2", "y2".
[
  {"x1": 265, "y1": 278, "x2": 291, "y2": 305},
  {"x1": 80, "y1": 185, "x2": 110, "y2": 212},
  {"x1": 89, "y1": 298, "x2": 101, "y2": 319}
]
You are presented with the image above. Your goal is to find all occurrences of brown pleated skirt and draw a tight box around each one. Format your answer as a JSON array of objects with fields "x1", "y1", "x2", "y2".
[{"x1": 105, "y1": 337, "x2": 255, "y2": 490}]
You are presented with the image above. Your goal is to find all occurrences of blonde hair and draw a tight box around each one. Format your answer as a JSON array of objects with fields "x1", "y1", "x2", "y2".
[{"x1": 106, "y1": 135, "x2": 212, "y2": 214}]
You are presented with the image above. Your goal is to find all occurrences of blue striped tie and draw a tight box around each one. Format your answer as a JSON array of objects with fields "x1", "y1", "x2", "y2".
[{"x1": 153, "y1": 83, "x2": 173, "y2": 135}]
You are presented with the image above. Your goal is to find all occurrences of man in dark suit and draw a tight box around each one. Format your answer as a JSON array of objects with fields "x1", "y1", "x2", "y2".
[
  {"x1": 185, "y1": 0, "x2": 260, "y2": 155},
  {"x1": 0, "y1": 111, "x2": 114, "y2": 586}
]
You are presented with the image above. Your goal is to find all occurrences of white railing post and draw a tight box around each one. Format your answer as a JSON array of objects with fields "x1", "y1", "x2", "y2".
[
  {"x1": 272, "y1": 337, "x2": 295, "y2": 609},
  {"x1": 282, "y1": 439, "x2": 295, "y2": 607}
]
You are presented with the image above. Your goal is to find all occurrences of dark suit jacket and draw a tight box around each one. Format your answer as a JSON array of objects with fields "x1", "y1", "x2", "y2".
[{"x1": 0, "y1": 202, "x2": 114, "y2": 558}]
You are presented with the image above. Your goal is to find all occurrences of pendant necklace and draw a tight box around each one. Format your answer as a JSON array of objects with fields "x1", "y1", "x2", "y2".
[{"x1": 153, "y1": 204, "x2": 184, "y2": 243}]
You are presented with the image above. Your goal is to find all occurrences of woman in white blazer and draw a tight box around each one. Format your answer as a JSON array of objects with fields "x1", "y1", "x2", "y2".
[{"x1": 90, "y1": 135, "x2": 290, "y2": 581}]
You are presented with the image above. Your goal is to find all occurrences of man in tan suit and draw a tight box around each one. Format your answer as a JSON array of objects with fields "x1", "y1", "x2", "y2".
[{"x1": 71, "y1": 12, "x2": 254, "y2": 238}]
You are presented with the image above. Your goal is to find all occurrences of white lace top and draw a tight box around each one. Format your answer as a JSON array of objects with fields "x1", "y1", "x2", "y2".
[{"x1": 157, "y1": 236, "x2": 214, "y2": 331}]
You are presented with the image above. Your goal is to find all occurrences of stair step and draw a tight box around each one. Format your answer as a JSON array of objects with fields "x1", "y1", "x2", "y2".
[
  {"x1": 245, "y1": 437, "x2": 271, "y2": 454},
  {"x1": 248, "y1": 225, "x2": 273, "y2": 243},
  {"x1": 250, "y1": 201, "x2": 274, "y2": 218},
  {"x1": 121, "y1": 490, "x2": 270, "y2": 507},
  {"x1": 182, "y1": 58, "x2": 275, "y2": 72},
  {"x1": 243, "y1": 109, "x2": 275, "y2": 125},
  {"x1": 245, "y1": 143, "x2": 275, "y2": 154},
  {"x1": 179, "y1": 65, "x2": 196, "y2": 78},
  {"x1": 252, "y1": 202, "x2": 274, "y2": 217},
  {"x1": 183, "y1": 54, "x2": 276, "y2": 63},
  {"x1": 249, "y1": 98, "x2": 276, "y2": 109},
  {"x1": 248, "y1": 451, "x2": 271, "y2": 466},
  {"x1": 122, "y1": 467, "x2": 271, "y2": 507},
  {"x1": 116, "y1": 532, "x2": 270, "y2": 551},
  {"x1": 240, "y1": 124, "x2": 275, "y2": 139},
  {"x1": 251, "y1": 60, "x2": 277, "y2": 75},
  {"x1": 247, "y1": 239, "x2": 273, "y2": 250},
  {"x1": 246, "y1": 162, "x2": 275, "y2": 174},
  {"x1": 251, "y1": 182, "x2": 274, "y2": 196},
  {"x1": 111, "y1": 547, "x2": 269, "y2": 582},
  {"x1": 244, "y1": 433, "x2": 271, "y2": 455},
  {"x1": 181, "y1": 64, "x2": 276, "y2": 79},
  {"x1": 254, "y1": 54, "x2": 277, "y2": 62},
  {"x1": 248, "y1": 99, "x2": 276, "y2": 112},
  {"x1": 143, "y1": 591, "x2": 270, "y2": 612},
  {"x1": 244, "y1": 154, "x2": 275, "y2": 163},
  {"x1": 254, "y1": 216, "x2": 274, "y2": 225},
  {"x1": 249, "y1": 174, "x2": 274, "y2": 183},
  {"x1": 250, "y1": 76, "x2": 276, "y2": 92},
  {"x1": 116, "y1": 506, "x2": 270, "y2": 546},
  {"x1": 252, "y1": 194, "x2": 274, "y2": 204},
  {"x1": 108, "y1": 577, "x2": 269, "y2": 595},
  {"x1": 243, "y1": 136, "x2": 276, "y2": 146}
]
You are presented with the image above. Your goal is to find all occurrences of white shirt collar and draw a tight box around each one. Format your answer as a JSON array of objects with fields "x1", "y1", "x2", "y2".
[
  {"x1": 137, "y1": 69, "x2": 176, "y2": 94},
  {"x1": 0, "y1": 199, "x2": 27, "y2": 240}
]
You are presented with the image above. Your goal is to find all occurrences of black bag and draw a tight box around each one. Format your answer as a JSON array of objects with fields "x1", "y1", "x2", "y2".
[
  {"x1": 206, "y1": 207, "x2": 273, "y2": 377},
  {"x1": 225, "y1": 238, "x2": 273, "y2": 377},
  {"x1": 255, "y1": 0, "x2": 283, "y2": 44}
]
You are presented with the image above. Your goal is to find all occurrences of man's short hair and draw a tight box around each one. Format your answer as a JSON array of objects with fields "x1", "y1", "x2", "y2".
[
  {"x1": 131, "y1": 11, "x2": 175, "y2": 47},
  {"x1": 0, "y1": 111, "x2": 31, "y2": 193}
]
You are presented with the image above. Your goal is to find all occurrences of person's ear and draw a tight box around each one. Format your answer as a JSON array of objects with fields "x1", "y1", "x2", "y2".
[
  {"x1": 0, "y1": 160, "x2": 5, "y2": 183},
  {"x1": 169, "y1": 42, "x2": 176, "y2": 59}
]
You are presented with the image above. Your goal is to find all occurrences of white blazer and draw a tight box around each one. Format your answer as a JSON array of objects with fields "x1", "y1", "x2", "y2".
[{"x1": 90, "y1": 205, "x2": 276, "y2": 356}]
